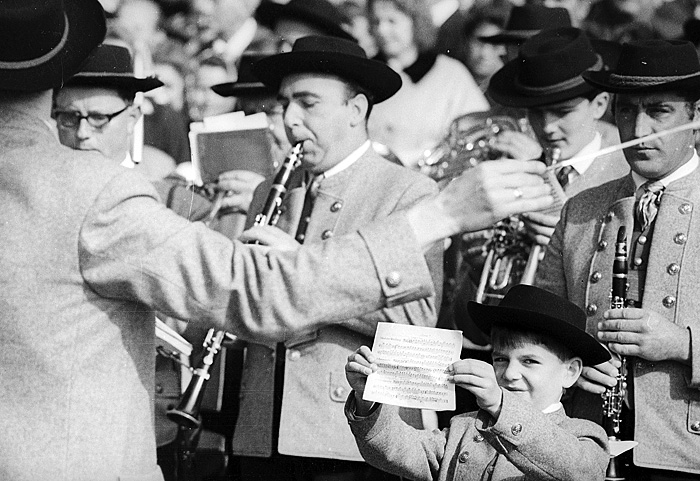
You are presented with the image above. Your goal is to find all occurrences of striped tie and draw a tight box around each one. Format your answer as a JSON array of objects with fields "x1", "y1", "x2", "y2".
[{"x1": 635, "y1": 180, "x2": 665, "y2": 231}]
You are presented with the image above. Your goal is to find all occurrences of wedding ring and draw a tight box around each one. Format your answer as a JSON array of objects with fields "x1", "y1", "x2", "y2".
[{"x1": 512, "y1": 188, "x2": 523, "y2": 200}]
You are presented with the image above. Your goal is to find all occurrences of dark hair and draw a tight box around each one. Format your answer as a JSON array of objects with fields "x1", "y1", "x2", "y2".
[
  {"x1": 462, "y1": 7, "x2": 508, "y2": 40},
  {"x1": 490, "y1": 324, "x2": 576, "y2": 363},
  {"x1": 344, "y1": 80, "x2": 375, "y2": 119},
  {"x1": 367, "y1": 0, "x2": 436, "y2": 53}
]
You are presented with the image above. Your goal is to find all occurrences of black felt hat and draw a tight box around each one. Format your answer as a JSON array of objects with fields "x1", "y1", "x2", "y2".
[
  {"x1": 467, "y1": 285, "x2": 611, "y2": 366},
  {"x1": 582, "y1": 39, "x2": 700, "y2": 94},
  {"x1": 480, "y1": 5, "x2": 571, "y2": 45},
  {"x1": 253, "y1": 36, "x2": 401, "y2": 103},
  {"x1": 0, "y1": 0, "x2": 106, "y2": 91},
  {"x1": 211, "y1": 53, "x2": 274, "y2": 98},
  {"x1": 488, "y1": 28, "x2": 619, "y2": 108},
  {"x1": 66, "y1": 43, "x2": 163, "y2": 94},
  {"x1": 255, "y1": 0, "x2": 355, "y2": 41}
]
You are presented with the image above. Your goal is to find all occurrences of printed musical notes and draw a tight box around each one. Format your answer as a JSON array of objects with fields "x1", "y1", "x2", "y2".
[{"x1": 363, "y1": 323, "x2": 462, "y2": 411}]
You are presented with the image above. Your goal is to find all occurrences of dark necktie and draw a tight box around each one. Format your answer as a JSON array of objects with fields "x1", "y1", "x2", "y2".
[
  {"x1": 635, "y1": 180, "x2": 665, "y2": 231},
  {"x1": 294, "y1": 175, "x2": 321, "y2": 243},
  {"x1": 556, "y1": 165, "x2": 574, "y2": 188}
]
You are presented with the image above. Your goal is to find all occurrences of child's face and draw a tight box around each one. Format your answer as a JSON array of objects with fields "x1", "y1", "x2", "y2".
[{"x1": 492, "y1": 342, "x2": 581, "y2": 412}]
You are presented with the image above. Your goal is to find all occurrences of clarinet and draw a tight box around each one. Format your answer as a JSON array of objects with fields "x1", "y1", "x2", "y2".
[
  {"x1": 603, "y1": 226, "x2": 628, "y2": 481},
  {"x1": 167, "y1": 143, "x2": 304, "y2": 429}
]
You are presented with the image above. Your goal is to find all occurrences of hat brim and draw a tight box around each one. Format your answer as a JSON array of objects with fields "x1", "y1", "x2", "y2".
[
  {"x1": 253, "y1": 51, "x2": 401, "y2": 103},
  {"x1": 256, "y1": 1, "x2": 355, "y2": 41},
  {"x1": 66, "y1": 73, "x2": 164, "y2": 93},
  {"x1": 582, "y1": 70, "x2": 700, "y2": 94},
  {"x1": 211, "y1": 81, "x2": 274, "y2": 98},
  {"x1": 466, "y1": 302, "x2": 610, "y2": 366},
  {"x1": 479, "y1": 30, "x2": 537, "y2": 45},
  {"x1": 1, "y1": 0, "x2": 105, "y2": 91},
  {"x1": 488, "y1": 59, "x2": 598, "y2": 108}
]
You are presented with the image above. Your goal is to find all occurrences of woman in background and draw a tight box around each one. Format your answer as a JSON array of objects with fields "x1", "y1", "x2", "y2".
[{"x1": 367, "y1": 0, "x2": 489, "y2": 169}]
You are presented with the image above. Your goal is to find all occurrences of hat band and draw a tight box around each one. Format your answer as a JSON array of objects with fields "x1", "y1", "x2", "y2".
[
  {"x1": 514, "y1": 55, "x2": 602, "y2": 96},
  {"x1": 0, "y1": 13, "x2": 69, "y2": 70},
  {"x1": 607, "y1": 71, "x2": 700, "y2": 87}
]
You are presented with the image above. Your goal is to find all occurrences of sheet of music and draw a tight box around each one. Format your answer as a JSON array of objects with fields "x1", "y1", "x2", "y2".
[{"x1": 363, "y1": 322, "x2": 462, "y2": 411}]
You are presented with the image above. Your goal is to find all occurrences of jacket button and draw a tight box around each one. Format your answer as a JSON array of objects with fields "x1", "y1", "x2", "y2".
[
  {"x1": 321, "y1": 229, "x2": 333, "y2": 240},
  {"x1": 155, "y1": 384, "x2": 164, "y2": 394},
  {"x1": 333, "y1": 386, "x2": 346, "y2": 398},
  {"x1": 586, "y1": 304, "x2": 598, "y2": 316},
  {"x1": 633, "y1": 257, "x2": 644, "y2": 267},
  {"x1": 674, "y1": 233, "x2": 687, "y2": 245},
  {"x1": 296, "y1": 233, "x2": 305, "y2": 242},
  {"x1": 606, "y1": 212, "x2": 615, "y2": 221},
  {"x1": 598, "y1": 240, "x2": 608, "y2": 251},
  {"x1": 458, "y1": 451, "x2": 470, "y2": 463},
  {"x1": 330, "y1": 201, "x2": 343, "y2": 212},
  {"x1": 679, "y1": 203, "x2": 692, "y2": 215},
  {"x1": 385, "y1": 272, "x2": 401, "y2": 288},
  {"x1": 638, "y1": 235, "x2": 647, "y2": 245},
  {"x1": 288, "y1": 350, "x2": 301, "y2": 361},
  {"x1": 590, "y1": 271, "x2": 602, "y2": 283},
  {"x1": 691, "y1": 421, "x2": 700, "y2": 433},
  {"x1": 473, "y1": 434, "x2": 484, "y2": 443},
  {"x1": 511, "y1": 423, "x2": 523, "y2": 436},
  {"x1": 667, "y1": 263, "x2": 680, "y2": 275},
  {"x1": 662, "y1": 296, "x2": 676, "y2": 308}
]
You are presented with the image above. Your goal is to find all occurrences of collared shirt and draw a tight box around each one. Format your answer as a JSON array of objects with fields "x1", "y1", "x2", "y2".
[
  {"x1": 542, "y1": 402, "x2": 563, "y2": 414},
  {"x1": 317, "y1": 140, "x2": 371, "y2": 182},
  {"x1": 566, "y1": 132, "x2": 602, "y2": 177},
  {"x1": 631, "y1": 150, "x2": 699, "y2": 190},
  {"x1": 121, "y1": 152, "x2": 136, "y2": 169}
]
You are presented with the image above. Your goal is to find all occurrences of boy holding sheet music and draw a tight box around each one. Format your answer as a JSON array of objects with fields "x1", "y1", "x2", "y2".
[{"x1": 345, "y1": 285, "x2": 611, "y2": 481}]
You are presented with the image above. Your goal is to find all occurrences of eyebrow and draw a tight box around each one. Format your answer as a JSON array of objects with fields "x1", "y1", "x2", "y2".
[{"x1": 278, "y1": 91, "x2": 322, "y2": 102}]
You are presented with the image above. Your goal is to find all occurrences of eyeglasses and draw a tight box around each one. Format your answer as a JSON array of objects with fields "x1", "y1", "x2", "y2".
[{"x1": 53, "y1": 106, "x2": 129, "y2": 129}]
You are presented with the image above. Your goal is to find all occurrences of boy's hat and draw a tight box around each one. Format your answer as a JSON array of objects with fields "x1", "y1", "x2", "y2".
[
  {"x1": 487, "y1": 27, "x2": 619, "y2": 108},
  {"x1": 65, "y1": 43, "x2": 163, "y2": 94},
  {"x1": 479, "y1": 5, "x2": 571, "y2": 45},
  {"x1": 0, "y1": 0, "x2": 106, "y2": 91},
  {"x1": 255, "y1": 0, "x2": 355, "y2": 41},
  {"x1": 253, "y1": 35, "x2": 401, "y2": 103},
  {"x1": 582, "y1": 39, "x2": 700, "y2": 94},
  {"x1": 467, "y1": 285, "x2": 610, "y2": 366},
  {"x1": 211, "y1": 53, "x2": 275, "y2": 98}
]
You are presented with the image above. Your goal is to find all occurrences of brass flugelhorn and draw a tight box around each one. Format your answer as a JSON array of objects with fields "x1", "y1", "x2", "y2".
[
  {"x1": 475, "y1": 146, "x2": 561, "y2": 303},
  {"x1": 167, "y1": 143, "x2": 304, "y2": 428},
  {"x1": 603, "y1": 226, "x2": 629, "y2": 481}
]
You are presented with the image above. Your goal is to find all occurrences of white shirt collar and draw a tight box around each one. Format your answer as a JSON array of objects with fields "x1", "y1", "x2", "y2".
[
  {"x1": 542, "y1": 402, "x2": 563, "y2": 414},
  {"x1": 631, "y1": 150, "x2": 699, "y2": 190},
  {"x1": 121, "y1": 152, "x2": 135, "y2": 169},
  {"x1": 565, "y1": 132, "x2": 602, "y2": 176},
  {"x1": 318, "y1": 140, "x2": 370, "y2": 181}
]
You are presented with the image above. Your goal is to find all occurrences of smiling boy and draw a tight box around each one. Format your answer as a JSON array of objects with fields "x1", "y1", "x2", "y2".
[{"x1": 345, "y1": 285, "x2": 611, "y2": 481}]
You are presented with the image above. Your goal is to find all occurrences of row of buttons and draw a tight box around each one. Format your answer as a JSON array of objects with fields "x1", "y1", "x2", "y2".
[{"x1": 586, "y1": 294, "x2": 677, "y2": 316}]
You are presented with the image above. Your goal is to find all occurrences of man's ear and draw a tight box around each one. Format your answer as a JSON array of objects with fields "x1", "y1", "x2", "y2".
[
  {"x1": 591, "y1": 92, "x2": 610, "y2": 121},
  {"x1": 692, "y1": 99, "x2": 700, "y2": 122},
  {"x1": 562, "y1": 357, "x2": 583, "y2": 389},
  {"x1": 348, "y1": 93, "x2": 368, "y2": 127},
  {"x1": 126, "y1": 104, "x2": 142, "y2": 134}
]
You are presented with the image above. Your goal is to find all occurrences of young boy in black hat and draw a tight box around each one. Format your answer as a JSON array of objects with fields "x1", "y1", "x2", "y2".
[{"x1": 345, "y1": 285, "x2": 611, "y2": 481}]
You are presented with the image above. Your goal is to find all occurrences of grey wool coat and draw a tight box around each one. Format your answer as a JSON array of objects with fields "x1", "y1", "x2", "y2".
[
  {"x1": 0, "y1": 110, "x2": 436, "y2": 481},
  {"x1": 536, "y1": 168, "x2": 700, "y2": 474},
  {"x1": 232, "y1": 147, "x2": 443, "y2": 461},
  {"x1": 346, "y1": 389, "x2": 609, "y2": 481}
]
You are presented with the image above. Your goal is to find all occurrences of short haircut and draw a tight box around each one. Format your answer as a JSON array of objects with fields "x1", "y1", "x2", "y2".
[
  {"x1": 462, "y1": 7, "x2": 507, "y2": 40},
  {"x1": 490, "y1": 324, "x2": 577, "y2": 363},
  {"x1": 367, "y1": 0, "x2": 436, "y2": 53},
  {"x1": 343, "y1": 79, "x2": 375, "y2": 119}
]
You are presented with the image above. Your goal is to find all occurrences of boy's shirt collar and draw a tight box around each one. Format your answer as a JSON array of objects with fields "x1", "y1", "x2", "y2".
[{"x1": 542, "y1": 402, "x2": 563, "y2": 414}]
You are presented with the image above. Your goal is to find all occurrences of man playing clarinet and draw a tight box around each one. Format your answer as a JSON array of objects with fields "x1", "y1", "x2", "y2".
[{"x1": 535, "y1": 39, "x2": 700, "y2": 479}]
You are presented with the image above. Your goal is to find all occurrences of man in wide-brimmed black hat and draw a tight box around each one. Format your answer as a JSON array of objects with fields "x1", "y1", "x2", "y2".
[
  {"x1": 230, "y1": 34, "x2": 443, "y2": 480},
  {"x1": 536, "y1": 39, "x2": 700, "y2": 479}
]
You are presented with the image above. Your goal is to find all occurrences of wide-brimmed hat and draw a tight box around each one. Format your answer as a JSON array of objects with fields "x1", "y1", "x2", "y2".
[
  {"x1": 582, "y1": 39, "x2": 700, "y2": 94},
  {"x1": 467, "y1": 285, "x2": 610, "y2": 366},
  {"x1": 253, "y1": 36, "x2": 401, "y2": 103},
  {"x1": 211, "y1": 53, "x2": 275, "y2": 98},
  {"x1": 65, "y1": 43, "x2": 163, "y2": 94},
  {"x1": 0, "y1": 0, "x2": 106, "y2": 91},
  {"x1": 488, "y1": 28, "x2": 619, "y2": 108},
  {"x1": 480, "y1": 5, "x2": 571, "y2": 45},
  {"x1": 256, "y1": 0, "x2": 354, "y2": 41}
]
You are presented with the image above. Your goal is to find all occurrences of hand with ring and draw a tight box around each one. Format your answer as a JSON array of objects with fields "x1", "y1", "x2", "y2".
[{"x1": 512, "y1": 188, "x2": 523, "y2": 200}]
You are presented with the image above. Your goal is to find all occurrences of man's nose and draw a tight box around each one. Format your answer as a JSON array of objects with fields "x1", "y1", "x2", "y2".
[
  {"x1": 75, "y1": 118, "x2": 93, "y2": 139},
  {"x1": 633, "y1": 113, "x2": 653, "y2": 138}
]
